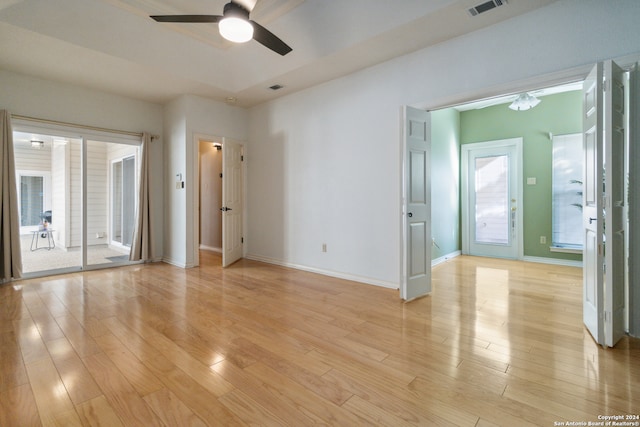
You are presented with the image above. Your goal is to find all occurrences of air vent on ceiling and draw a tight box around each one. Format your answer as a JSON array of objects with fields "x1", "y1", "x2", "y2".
[{"x1": 468, "y1": 0, "x2": 507, "y2": 16}]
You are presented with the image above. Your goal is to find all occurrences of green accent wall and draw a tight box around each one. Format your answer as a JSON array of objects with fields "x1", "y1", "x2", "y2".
[
  {"x1": 430, "y1": 108, "x2": 460, "y2": 260},
  {"x1": 460, "y1": 91, "x2": 582, "y2": 262}
]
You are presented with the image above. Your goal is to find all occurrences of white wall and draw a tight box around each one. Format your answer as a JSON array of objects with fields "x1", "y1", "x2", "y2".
[
  {"x1": 0, "y1": 69, "x2": 165, "y2": 259},
  {"x1": 163, "y1": 96, "x2": 188, "y2": 266},
  {"x1": 247, "y1": 0, "x2": 640, "y2": 287}
]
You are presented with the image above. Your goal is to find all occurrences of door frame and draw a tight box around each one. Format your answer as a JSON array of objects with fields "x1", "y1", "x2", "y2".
[
  {"x1": 11, "y1": 119, "x2": 142, "y2": 277},
  {"x1": 461, "y1": 138, "x2": 523, "y2": 260},
  {"x1": 192, "y1": 132, "x2": 246, "y2": 267}
]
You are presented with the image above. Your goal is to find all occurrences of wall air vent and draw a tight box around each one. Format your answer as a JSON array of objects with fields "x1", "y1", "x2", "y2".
[{"x1": 467, "y1": 0, "x2": 507, "y2": 16}]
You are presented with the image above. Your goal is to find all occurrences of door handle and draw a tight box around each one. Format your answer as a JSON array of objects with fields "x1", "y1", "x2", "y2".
[
  {"x1": 220, "y1": 207, "x2": 232, "y2": 212},
  {"x1": 589, "y1": 217, "x2": 596, "y2": 224},
  {"x1": 408, "y1": 212, "x2": 413, "y2": 217}
]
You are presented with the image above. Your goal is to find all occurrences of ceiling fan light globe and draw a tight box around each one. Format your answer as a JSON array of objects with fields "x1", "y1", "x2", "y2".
[
  {"x1": 508, "y1": 93, "x2": 541, "y2": 111},
  {"x1": 219, "y1": 17, "x2": 254, "y2": 43}
]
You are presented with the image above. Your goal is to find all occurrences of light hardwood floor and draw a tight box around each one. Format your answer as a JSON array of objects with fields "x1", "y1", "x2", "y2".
[{"x1": 1, "y1": 253, "x2": 638, "y2": 426}]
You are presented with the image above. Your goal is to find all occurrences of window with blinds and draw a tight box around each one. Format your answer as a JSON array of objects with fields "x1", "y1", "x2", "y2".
[{"x1": 551, "y1": 133, "x2": 583, "y2": 250}]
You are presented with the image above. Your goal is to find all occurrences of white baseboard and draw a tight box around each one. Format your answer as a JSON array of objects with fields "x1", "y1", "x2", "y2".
[
  {"x1": 432, "y1": 250, "x2": 461, "y2": 267},
  {"x1": 245, "y1": 254, "x2": 399, "y2": 290},
  {"x1": 162, "y1": 256, "x2": 189, "y2": 268},
  {"x1": 522, "y1": 256, "x2": 582, "y2": 268}
]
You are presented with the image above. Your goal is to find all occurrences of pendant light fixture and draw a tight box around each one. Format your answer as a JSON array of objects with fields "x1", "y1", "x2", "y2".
[{"x1": 509, "y1": 93, "x2": 541, "y2": 111}]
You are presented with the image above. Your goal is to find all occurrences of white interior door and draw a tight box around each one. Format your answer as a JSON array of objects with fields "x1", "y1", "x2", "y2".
[
  {"x1": 583, "y1": 60, "x2": 626, "y2": 347},
  {"x1": 221, "y1": 138, "x2": 243, "y2": 267},
  {"x1": 582, "y1": 62, "x2": 605, "y2": 345},
  {"x1": 462, "y1": 139, "x2": 522, "y2": 259},
  {"x1": 604, "y1": 60, "x2": 626, "y2": 347},
  {"x1": 630, "y1": 62, "x2": 640, "y2": 337},
  {"x1": 401, "y1": 106, "x2": 431, "y2": 301}
]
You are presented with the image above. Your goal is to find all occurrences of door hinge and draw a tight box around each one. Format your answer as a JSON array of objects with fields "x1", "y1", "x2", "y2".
[
  {"x1": 241, "y1": 155, "x2": 244, "y2": 161},
  {"x1": 241, "y1": 237, "x2": 244, "y2": 243},
  {"x1": 219, "y1": 173, "x2": 223, "y2": 178}
]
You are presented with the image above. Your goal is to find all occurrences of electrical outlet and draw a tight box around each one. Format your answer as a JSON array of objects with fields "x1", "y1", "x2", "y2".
[{"x1": 540, "y1": 236, "x2": 547, "y2": 244}]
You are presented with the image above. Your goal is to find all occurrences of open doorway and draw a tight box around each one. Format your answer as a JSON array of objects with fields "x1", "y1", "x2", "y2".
[
  {"x1": 195, "y1": 135, "x2": 245, "y2": 268},
  {"x1": 198, "y1": 139, "x2": 223, "y2": 255},
  {"x1": 448, "y1": 82, "x2": 584, "y2": 266},
  {"x1": 429, "y1": 63, "x2": 638, "y2": 343}
]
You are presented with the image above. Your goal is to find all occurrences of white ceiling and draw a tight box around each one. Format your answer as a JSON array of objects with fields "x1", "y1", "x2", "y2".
[{"x1": 0, "y1": 0, "x2": 558, "y2": 107}]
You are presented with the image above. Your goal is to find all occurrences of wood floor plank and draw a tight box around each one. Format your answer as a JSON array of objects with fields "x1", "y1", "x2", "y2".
[
  {"x1": 0, "y1": 383, "x2": 41, "y2": 427},
  {"x1": 322, "y1": 367, "x2": 474, "y2": 426},
  {"x1": 140, "y1": 330, "x2": 235, "y2": 398},
  {"x1": 211, "y1": 359, "x2": 316, "y2": 426},
  {"x1": 3, "y1": 254, "x2": 639, "y2": 426},
  {"x1": 16, "y1": 317, "x2": 55, "y2": 365},
  {"x1": 24, "y1": 356, "x2": 82, "y2": 426},
  {"x1": 231, "y1": 336, "x2": 353, "y2": 405},
  {"x1": 143, "y1": 388, "x2": 207, "y2": 427},
  {"x1": 0, "y1": 330, "x2": 29, "y2": 392},
  {"x1": 75, "y1": 395, "x2": 124, "y2": 427},
  {"x1": 82, "y1": 352, "x2": 164, "y2": 427},
  {"x1": 92, "y1": 332, "x2": 164, "y2": 397},
  {"x1": 142, "y1": 354, "x2": 245, "y2": 426},
  {"x1": 341, "y1": 394, "x2": 430, "y2": 427},
  {"x1": 245, "y1": 362, "x2": 367, "y2": 426},
  {"x1": 54, "y1": 314, "x2": 102, "y2": 358},
  {"x1": 218, "y1": 389, "x2": 286, "y2": 427}
]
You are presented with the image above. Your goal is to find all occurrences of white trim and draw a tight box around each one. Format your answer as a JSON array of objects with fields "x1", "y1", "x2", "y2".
[
  {"x1": 522, "y1": 256, "x2": 582, "y2": 268},
  {"x1": 246, "y1": 254, "x2": 398, "y2": 290},
  {"x1": 162, "y1": 256, "x2": 192, "y2": 268},
  {"x1": 549, "y1": 246, "x2": 582, "y2": 255},
  {"x1": 432, "y1": 250, "x2": 461, "y2": 267}
]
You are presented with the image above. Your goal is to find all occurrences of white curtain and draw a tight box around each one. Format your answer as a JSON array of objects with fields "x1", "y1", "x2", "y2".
[
  {"x1": 0, "y1": 110, "x2": 22, "y2": 282},
  {"x1": 129, "y1": 132, "x2": 154, "y2": 261}
]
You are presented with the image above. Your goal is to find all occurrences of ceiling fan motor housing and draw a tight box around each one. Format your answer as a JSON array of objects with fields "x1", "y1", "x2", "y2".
[{"x1": 224, "y1": 2, "x2": 250, "y2": 20}]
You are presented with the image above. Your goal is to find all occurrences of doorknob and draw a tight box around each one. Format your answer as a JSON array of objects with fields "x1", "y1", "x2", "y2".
[
  {"x1": 408, "y1": 212, "x2": 413, "y2": 217},
  {"x1": 220, "y1": 207, "x2": 232, "y2": 212}
]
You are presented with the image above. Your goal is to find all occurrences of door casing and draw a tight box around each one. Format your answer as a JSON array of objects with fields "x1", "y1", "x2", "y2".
[{"x1": 461, "y1": 138, "x2": 523, "y2": 260}]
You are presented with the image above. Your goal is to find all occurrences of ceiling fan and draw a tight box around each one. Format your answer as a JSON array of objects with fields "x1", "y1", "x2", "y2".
[{"x1": 150, "y1": 1, "x2": 292, "y2": 56}]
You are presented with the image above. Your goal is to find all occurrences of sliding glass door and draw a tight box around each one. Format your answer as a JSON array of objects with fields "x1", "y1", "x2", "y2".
[
  {"x1": 110, "y1": 155, "x2": 136, "y2": 249},
  {"x1": 12, "y1": 124, "x2": 140, "y2": 276}
]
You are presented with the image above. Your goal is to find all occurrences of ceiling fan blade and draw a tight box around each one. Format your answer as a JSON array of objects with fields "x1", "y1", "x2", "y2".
[
  {"x1": 250, "y1": 20, "x2": 292, "y2": 56},
  {"x1": 150, "y1": 15, "x2": 222, "y2": 23}
]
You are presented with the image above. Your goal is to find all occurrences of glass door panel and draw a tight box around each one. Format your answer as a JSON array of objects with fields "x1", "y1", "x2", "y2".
[
  {"x1": 474, "y1": 155, "x2": 510, "y2": 245},
  {"x1": 13, "y1": 131, "x2": 83, "y2": 275},
  {"x1": 87, "y1": 140, "x2": 138, "y2": 267}
]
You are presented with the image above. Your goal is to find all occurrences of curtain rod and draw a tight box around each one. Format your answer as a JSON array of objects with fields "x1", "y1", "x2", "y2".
[{"x1": 11, "y1": 114, "x2": 158, "y2": 140}]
